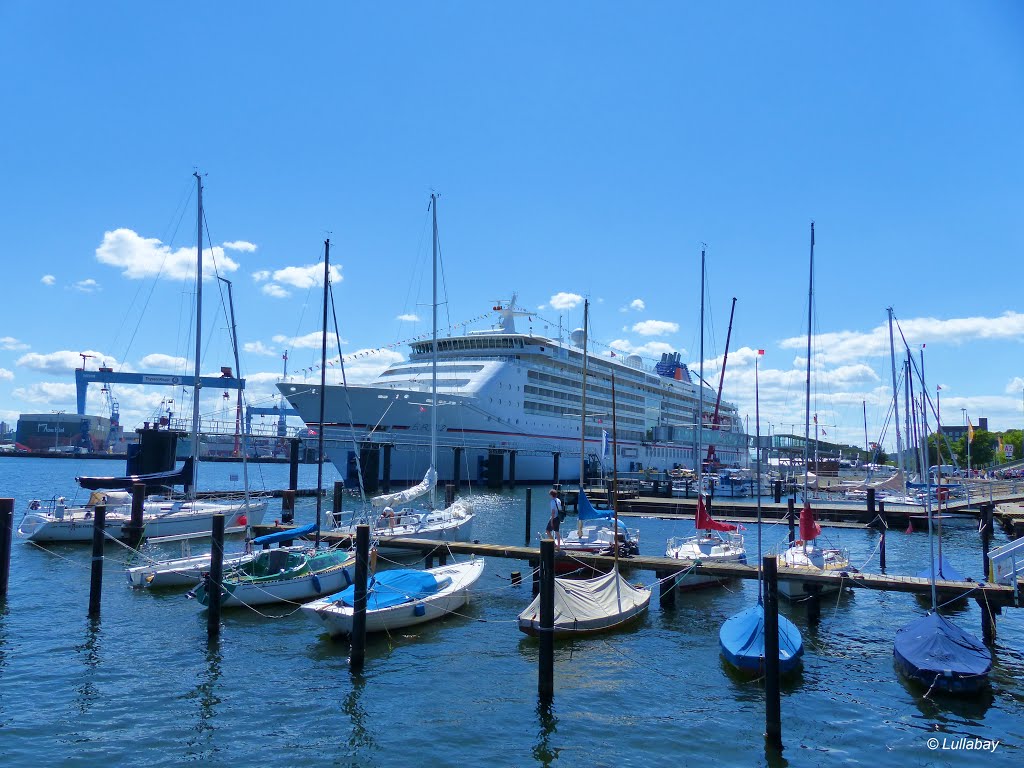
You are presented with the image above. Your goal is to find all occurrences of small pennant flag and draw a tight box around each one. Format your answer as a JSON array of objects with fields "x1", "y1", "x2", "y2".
[{"x1": 757, "y1": 349, "x2": 765, "y2": 355}]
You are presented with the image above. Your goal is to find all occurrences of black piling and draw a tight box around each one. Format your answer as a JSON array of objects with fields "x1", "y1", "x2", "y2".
[
  {"x1": 381, "y1": 444, "x2": 392, "y2": 493},
  {"x1": 350, "y1": 524, "x2": 370, "y2": 672},
  {"x1": 0, "y1": 498, "x2": 13, "y2": 600},
  {"x1": 281, "y1": 489, "x2": 296, "y2": 524},
  {"x1": 879, "y1": 524, "x2": 887, "y2": 572},
  {"x1": 551, "y1": 452, "x2": 560, "y2": 486},
  {"x1": 288, "y1": 437, "x2": 300, "y2": 489},
  {"x1": 981, "y1": 502, "x2": 996, "y2": 644},
  {"x1": 445, "y1": 484, "x2": 455, "y2": 508},
  {"x1": 773, "y1": 480, "x2": 782, "y2": 504},
  {"x1": 508, "y1": 451, "x2": 517, "y2": 489},
  {"x1": 453, "y1": 447, "x2": 463, "y2": 489},
  {"x1": 805, "y1": 583, "x2": 821, "y2": 625},
  {"x1": 332, "y1": 480, "x2": 344, "y2": 527},
  {"x1": 866, "y1": 488, "x2": 876, "y2": 518},
  {"x1": 658, "y1": 571, "x2": 676, "y2": 609},
  {"x1": 524, "y1": 488, "x2": 533, "y2": 546},
  {"x1": 511, "y1": 570, "x2": 522, "y2": 586},
  {"x1": 787, "y1": 497, "x2": 796, "y2": 544},
  {"x1": 88, "y1": 505, "x2": 106, "y2": 617},
  {"x1": 763, "y1": 555, "x2": 783, "y2": 752},
  {"x1": 126, "y1": 482, "x2": 146, "y2": 548},
  {"x1": 538, "y1": 537, "x2": 555, "y2": 701},
  {"x1": 207, "y1": 514, "x2": 225, "y2": 638}
]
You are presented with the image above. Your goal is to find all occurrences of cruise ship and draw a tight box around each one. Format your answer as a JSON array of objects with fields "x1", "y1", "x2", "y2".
[{"x1": 278, "y1": 299, "x2": 747, "y2": 487}]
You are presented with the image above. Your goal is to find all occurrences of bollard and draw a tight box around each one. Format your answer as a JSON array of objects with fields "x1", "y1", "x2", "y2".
[
  {"x1": 88, "y1": 505, "x2": 106, "y2": 617},
  {"x1": 332, "y1": 480, "x2": 344, "y2": 527},
  {"x1": 538, "y1": 537, "x2": 555, "y2": 701},
  {"x1": 207, "y1": 514, "x2": 225, "y2": 638},
  {"x1": 281, "y1": 489, "x2": 296, "y2": 524},
  {"x1": 0, "y1": 498, "x2": 13, "y2": 600},
  {"x1": 763, "y1": 555, "x2": 782, "y2": 752},
  {"x1": 787, "y1": 498, "x2": 796, "y2": 544},
  {"x1": 350, "y1": 524, "x2": 370, "y2": 672},
  {"x1": 524, "y1": 488, "x2": 533, "y2": 546},
  {"x1": 127, "y1": 483, "x2": 146, "y2": 548},
  {"x1": 511, "y1": 570, "x2": 522, "y2": 586}
]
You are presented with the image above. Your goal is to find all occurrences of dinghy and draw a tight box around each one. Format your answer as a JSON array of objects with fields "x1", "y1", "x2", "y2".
[{"x1": 518, "y1": 566, "x2": 650, "y2": 638}]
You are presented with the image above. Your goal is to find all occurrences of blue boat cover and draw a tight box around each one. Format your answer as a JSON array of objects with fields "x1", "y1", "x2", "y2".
[
  {"x1": 916, "y1": 555, "x2": 965, "y2": 582},
  {"x1": 327, "y1": 569, "x2": 444, "y2": 610},
  {"x1": 251, "y1": 522, "x2": 318, "y2": 546},
  {"x1": 577, "y1": 488, "x2": 611, "y2": 521},
  {"x1": 894, "y1": 612, "x2": 991, "y2": 683},
  {"x1": 719, "y1": 603, "x2": 804, "y2": 674}
]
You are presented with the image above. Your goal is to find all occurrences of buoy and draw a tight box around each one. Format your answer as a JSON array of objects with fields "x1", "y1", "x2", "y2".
[
  {"x1": 414, "y1": 603, "x2": 426, "y2": 617},
  {"x1": 237, "y1": 515, "x2": 248, "y2": 527}
]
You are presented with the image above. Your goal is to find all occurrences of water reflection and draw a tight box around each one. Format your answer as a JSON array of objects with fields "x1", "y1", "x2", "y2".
[
  {"x1": 73, "y1": 616, "x2": 103, "y2": 715},
  {"x1": 184, "y1": 639, "x2": 222, "y2": 758},
  {"x1": 533, "y1": 699, "x2": 559, "y2": 766},
  {"x1": 343, "y1": 671, "x2": 376, "y2": 760},
  {"x1": 0, "y1": 604, "x2": 9, "y2": 726}
]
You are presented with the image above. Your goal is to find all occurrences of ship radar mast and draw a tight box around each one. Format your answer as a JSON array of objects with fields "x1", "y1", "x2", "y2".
[{"x1": 491, "y1": 293, "x2": 532, "y2": 334}]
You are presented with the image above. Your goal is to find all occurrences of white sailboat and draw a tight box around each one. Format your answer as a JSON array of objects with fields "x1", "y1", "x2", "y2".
[
  {"x1": 330, "y1": 194, "x2": 473, "y2": 555},
  {"x1": 665, "y1": 248, "x2": 745, "y2": 587},
  {"x1": 779, "y1": 223, "x2": 850, "y2": 600},
  {"x1": 18, "y1": 174, "x2": 267, "y2": 544},
  {"x1": 519, "y1": 371, "x2": 651, "y2": 636}
]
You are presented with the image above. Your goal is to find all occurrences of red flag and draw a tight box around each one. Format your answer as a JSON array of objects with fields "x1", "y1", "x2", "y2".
[
  {"x1": 757, "y1": 349, "x2": 765, "y2": 355},
  {"x1": 695, "y1": 495, "x2": 737, "y2": 532},
  {"x1": 799, "y1": 502, "x2": 821, "y2": 541}
]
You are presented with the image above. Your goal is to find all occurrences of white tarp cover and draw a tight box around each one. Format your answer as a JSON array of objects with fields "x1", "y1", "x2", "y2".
[
  {"x1": 848, "y1": 470, "x2": 906, "y2": 492},
  {"x1": 371, "y1": 466, "x2": 437, "y2": 509},
  {"x1": 518, "y1": 568, "x2": 651, "y2": 635}
]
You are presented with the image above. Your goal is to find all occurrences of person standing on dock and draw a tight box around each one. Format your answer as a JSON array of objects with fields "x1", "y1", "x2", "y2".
[{"x1": 546, "y1": 489, "x2": 562, "y2": 547}]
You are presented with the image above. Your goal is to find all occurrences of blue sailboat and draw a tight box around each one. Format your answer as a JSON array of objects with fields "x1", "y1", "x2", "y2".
[{"x1": 719, "y1": 350, "x2": 803, "y2": 674}]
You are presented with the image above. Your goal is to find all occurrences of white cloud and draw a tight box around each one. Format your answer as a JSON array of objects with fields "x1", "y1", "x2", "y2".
[
  {"x1": 252, "y1": 270, "x2": 271, "y2": 282},
  {"x1": 11, "y1": 381, "x2": 77, "y2": 406},
  {"x1": 608, "y1": 339, "x2": 679, "y2": 359},
  {"x1": 0, "y1": 368, "x2": 13, "y2": 381},
  {"x1": 549, "y1": 292, "x2": 583, "y2": 311},
  {"x1": 223, "y1": 240, "x2": 257, "y2": 252},
  {"x1": 287, "y1": 349, "x2": 404, "y2": 386},
  {"x1": 271, "y1": 264, "x2": 342, "y2": 289},
  {"x1": 139, "y1": 353, "x2": 187, "y2": 370},
  {"x1": 262, "y1": 284, "x2": 291, "y2": 299},
  {"x1": 627, "y1": 299, "x2": 645, "y2": 312},
  {"x1": 244, "y1": 341, "x2": 277, "y2": 356},
  {"x1": 1006, "y1": 377, "x2": 1024, "y2": 395},
  {"x1": 41, "y1": 274, "x2": 56, "y2": 286},
  {"x1": 16, "y1": 349, "x2": 121, "y2": 374},
  {"x1": 95, "y1": 228, "x2": 240, "y2": 281},
  {"x1": 74, "y1": 278, "x2": 100, "y2": 293},
  {"x1": 632, "y1": 319, "x2": 679, "y2": 337},
  {"x1": 1, "y1": 337, "x2": 30, "y2": 351},
  {"x1": 272, "y1": 331, "x2": 348, "y2": 350},
  {"x1": 396, "y1": 314, "x2": 420, "y2": 323}
]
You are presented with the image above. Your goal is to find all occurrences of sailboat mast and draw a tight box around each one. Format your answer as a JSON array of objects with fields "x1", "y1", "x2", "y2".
[
  {"x1": 190, "y1": 172, "x2": 203, "y2": 499},
  {"x1": 430, "y1": 193, "x2": 439, "y2": 508},
  {"x1": 696, "y1": 248, "x2": 705, "y2": 477},
  {"x1": 611, "y1": 371, "x2": 619, "y2": 569},
  {"x1": 917, "y1": 352, "x2": 937, "y2": 609},
  {"x1": 314, "y1": 239, "x2": 330, "y2": 549},
  {"x1": 578, "y1": 299, "x2": 590, "y2": 486},
  {"x1": 886, "y1": 308, "x2": 906, "y2": 482},
  {"x1": 802, "y1": 223, "x2": 814, "y2": 507},
  {"x1": 755, "y1": 352, "x2": 763, "y2": 602}
]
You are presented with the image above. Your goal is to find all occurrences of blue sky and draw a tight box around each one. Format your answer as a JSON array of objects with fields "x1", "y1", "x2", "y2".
[{"x1": 1, "y1": 2, "x2": 1022, "y2": 451}]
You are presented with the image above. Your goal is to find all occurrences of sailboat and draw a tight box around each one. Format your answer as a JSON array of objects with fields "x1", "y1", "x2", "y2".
[
  {"x1": 779, "y1": 223, "x2": 850, "y2": 600},
  {"x1": 560, "y1": 299, "x2": 640, "y2": 560},
  {"x1": 329, "y1": 194, "x2": 473, "y2": 556},
  {"x1": 894, "y1": 355, "x2": 991, "y2": 694},
  {"x1": 18, "y1": 174, "x2": 267, "y2": 544},
  {"x1": 665, "y1": 247, "x2": 745, "y2": 587},
  {"x1": 519, "y1": 372, "x2": 651, "y2": 637},
  {"x1": 720, "y1": 351, "x2": 804, "y2": 674},
  {"x1": 191, "y1": 238, "x2": 355, "y2": 608}
]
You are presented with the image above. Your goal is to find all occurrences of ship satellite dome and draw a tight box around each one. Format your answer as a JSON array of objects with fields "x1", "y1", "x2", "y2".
[
  {"x1": 570, "y1": 328, "x2": 586, "y2": 347},
  {"x1": 626, "y1": 354, "x2": 643, "y2": 369}
]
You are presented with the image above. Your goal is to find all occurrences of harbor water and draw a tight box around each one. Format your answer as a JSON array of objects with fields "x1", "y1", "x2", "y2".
[{"x1": 1, "y1": 457, "x2": 1022, "y2": 767}]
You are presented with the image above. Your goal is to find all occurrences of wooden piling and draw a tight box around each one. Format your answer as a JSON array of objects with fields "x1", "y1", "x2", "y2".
[
  {"x1": 445, "y1": 484, "x2": 455, "y2": 508},
  {"x1": 787, "y1": 498, "x2": 795, "y2": 544},
  {"x1": 805, "y1": 583, "x2": 821, "y2": 625},
  {"x1": 332, "y1": 480, "x2": 344, "y2": 527},
  {"x1": 879, "y1": 525, "x2": 887, "y2": 572},
  {"x1": 867, "y1": 488, "x2": 875, "y2": 517},
  {"x1": 524, "y1": 488, "x2": 533, "y2": 546},
  {"x1": 0, "y1": 498, "x2": 13, "y2": 600},
  {"x1": 551, "y1": 452, "x2": 560, "y2": 487},
  {"x1": 127, "y1": 483, "x2": 146, "y2": 548},
  {"x1": 288, "y1": 438, "x2": 300, "y2": 490},
  {"x1": 773, "y1": 480, "x2": 782, "y2": 505},
  {"x1": 453, "y1": 447, "x2": 463, "y2": 489},
  {"x1": 508, "y1": 451, "x2": 517, "y2": 489},
  {"x1": 88, "y1": 505, "x2": 106, "y2": 617},
  {"x1": 207, "y1": 514, "x2": 225, "y2": 638},
  {"x1": 763, "y1": 555, "x2": 783, "y2": 752},
  {"x1": 657, "y1": 570, "x2": 676, "y2": 609},
  {"x1": 281, "y1": 489, "x2": 296, "y2": 524},
  {"x1": 538, "y1": 537, "x2": 555, "y2": 701},
  {"x1": 382, "y1": 444, "x2": 392, "y2": 493},
  {"x1": 350, "y1": 524, "x2": 370, "y2": 672},
  {"x1": 981, "y1": 502, "x2": 996, "y2": 644}
]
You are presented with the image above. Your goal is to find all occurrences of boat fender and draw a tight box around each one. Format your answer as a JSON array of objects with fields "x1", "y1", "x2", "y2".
[
  {"x1": 237, "y1": 515, "x2": 247, "y2": 527},
  {"x1": 794, "y1": 540, "x2": 804, "y2": 547},
  {"x1": 414, "y1": 603, "x2": 426, "y2": 617},
  {"x1": 312, "y1": 574, "x2": 322, "y2": 593}
]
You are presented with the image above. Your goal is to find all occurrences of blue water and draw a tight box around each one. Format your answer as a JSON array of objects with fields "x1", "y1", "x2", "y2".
[{"x1": 1, "y1": 457, "x2": 1021, "y2": 767}]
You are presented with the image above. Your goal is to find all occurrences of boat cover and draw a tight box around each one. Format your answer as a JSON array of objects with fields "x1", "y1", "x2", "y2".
[
  {"x1": 328, "y1": 568, "x2": 447, "y2": 610},
  {"x1": 77, "y1": 457, "x2": 194, "y2": 491},
  {"x1": 371, "y1": 467, "x2": 437, "y2": 509},
  {"x1": 719, "y1": 603, "x2": 803, "y2": 673},
  {"x1": 695, "y1": 494, "x2": 738, "y2": 532},
  {"x1": 799, "y1": 502, "x2": 822, "y2": 541},
  {"x1": 916, "y1": 555, "x2": 965, "y2": 583},
  {"x1": 251, "y1": 522, "x2": 318, "y2": 546},
  {"x1": 894, "y1": 612, "x2": 991, "y2": 681},
  {"x1": 578, "y1": 488, "x2": 610, "y2": 521},
  {"x1": 519, "y1": 567, "x2": 650, "y2": 634}
]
